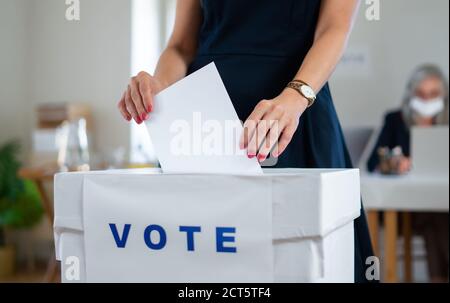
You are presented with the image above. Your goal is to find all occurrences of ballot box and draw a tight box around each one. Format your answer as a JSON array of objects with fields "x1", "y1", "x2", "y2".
[{"x1": 54, "y1": 168, "x2": 361, "y2": 283}]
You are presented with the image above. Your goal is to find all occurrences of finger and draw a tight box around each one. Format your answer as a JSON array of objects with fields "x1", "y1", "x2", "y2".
[
  {"x1": 400, "y1": 161, "x2": 409, "y2": 173},
  {"x1": 240, "y1": 100, "x2": 271, "y2": 151},
  {"x1": 258, "y1": 120, "x2": 286, "y2": 162},
  {"x1": 272, "y1": 122, "x2": 297, "y2": 158},
  {"x1": 130, "y1": 79, "x2": 148, "y2": 121},
  {"x1": 117, "y1": 93, "x2": 131, "y2": 121},
  {"x1": 139, "y1": 80, "x2": 154, "y2": 113},
  {"x1": 248, "y1": 106, "x2": 284, "y2": 157},
  {"x1": 125, "y1": 87, "x2": 141, "y2": 124},
  {"x1": 246, "y1": 120, "x2": 269, "y2": 157}
]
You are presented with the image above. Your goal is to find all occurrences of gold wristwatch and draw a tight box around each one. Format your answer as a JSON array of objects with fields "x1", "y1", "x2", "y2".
[{"x1": 286, "y1": 80, "x2": 317, "y2": 108}]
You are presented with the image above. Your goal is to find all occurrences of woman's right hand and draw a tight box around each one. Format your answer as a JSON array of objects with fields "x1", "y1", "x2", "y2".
[{"x1": 117, "y1": 72, "x2": 164, "y2": 124}]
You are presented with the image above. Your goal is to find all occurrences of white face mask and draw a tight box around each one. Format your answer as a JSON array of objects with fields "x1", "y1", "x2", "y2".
[{"x1": 410, "y1": 96, "x2": 445, "y2": 118}]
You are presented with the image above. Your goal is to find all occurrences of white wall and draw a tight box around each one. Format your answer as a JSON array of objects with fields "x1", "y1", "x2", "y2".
[
  {"x1": 0, "y1": 0, "x2": 132, "y2": 262},
  {"x1": 0, "y1": 0, "x2": 132, "y2": 160},
  {"x1": 331, "y1": 0, "x2": 449, "y2": 127},
  {"x1": 0, "y1": 0, "x2": 30, "y2": 155},
  {"x1": 27, "y1": 0, "x2": 132, "y2": 155}
]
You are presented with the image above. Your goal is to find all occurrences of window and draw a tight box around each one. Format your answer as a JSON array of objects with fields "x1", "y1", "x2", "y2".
[{"x1": 129, "y1": 0, "x2": 176, "y2": 165}]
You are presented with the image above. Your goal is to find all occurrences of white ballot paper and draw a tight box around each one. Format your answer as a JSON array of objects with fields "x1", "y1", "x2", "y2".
[{"x1": 146, "y1": 63, "x2": 262, "y2": 174}]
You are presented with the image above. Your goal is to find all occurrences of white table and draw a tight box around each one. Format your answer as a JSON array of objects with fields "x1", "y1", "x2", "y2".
[{"x1": 361, "y1": 173, "x2": 449, "y2": 282}]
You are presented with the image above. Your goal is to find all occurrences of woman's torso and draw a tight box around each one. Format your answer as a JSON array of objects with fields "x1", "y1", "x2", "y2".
[
  {"x1": 188, "y1": 0, "x2": 350, "y2": 169},
  {"x1": 189, "y1": 0, "x2": 323, "y2": 119},
  {"x1": 197, "y1": 0, "x2": 321, "y2": 58}
]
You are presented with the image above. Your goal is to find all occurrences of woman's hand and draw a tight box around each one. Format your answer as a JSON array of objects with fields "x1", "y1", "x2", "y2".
[
  {"x1": 117, "y1": 72, "x2": 164, "y2": 124},
  {"x1": 240, "y1": 89, "x2": 309, "y2": 162},
  {"x1": 396, "y1": 157, "x2": 412, "y2": 175}
]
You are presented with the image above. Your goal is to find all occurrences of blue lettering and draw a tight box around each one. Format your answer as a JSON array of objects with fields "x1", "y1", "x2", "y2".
[
  {"x1": 109, "y1": 223, "x2": 131, "y2": 248},
  {"x1": 109, "y1": 224, "x2": 238, "y2": 253},
  {"x1": 216, "y1": 227, "x2": 237, "y2": 253},
  {"x1": 143, "y1": 224, "x2": 167, "y2": 250},
  {"x1": 179, "y1": 226, "x2": 201, "y2": 251}
]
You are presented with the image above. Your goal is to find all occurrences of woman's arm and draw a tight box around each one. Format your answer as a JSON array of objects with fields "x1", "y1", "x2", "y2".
[
  {"x1": 294, "y1": 0, "x2": 360, "y2": 93},
  {"x1": 153, "y1": 0, "x2": 202, "y2": 90},
  {"x1": 241, "y1": 0, "x2": 360, "y2": 161},
  {"x1": 118, "y1": 0, "x2": 202, "y2": 124}
]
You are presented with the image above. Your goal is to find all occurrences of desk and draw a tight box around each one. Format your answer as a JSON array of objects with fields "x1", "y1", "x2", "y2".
[{"x1": 361, "y1": 173, "x2": 449, "y2": 283}]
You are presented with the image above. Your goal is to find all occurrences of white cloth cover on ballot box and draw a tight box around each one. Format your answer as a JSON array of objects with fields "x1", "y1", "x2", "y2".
[{"x1": 54, "y1": 168, "x2": 360, "y2": 283}]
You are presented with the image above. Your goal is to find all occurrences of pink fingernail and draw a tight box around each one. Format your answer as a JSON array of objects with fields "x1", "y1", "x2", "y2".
[
  {"x1": 147, "y1": 105, "x2": 152, "y2": 113},
  {"x1": 248, "y1": 154, "x2": 256, "y2": 159},
  {"x1": 142, "y1": 113, "x2": 148, "y2": 121}
]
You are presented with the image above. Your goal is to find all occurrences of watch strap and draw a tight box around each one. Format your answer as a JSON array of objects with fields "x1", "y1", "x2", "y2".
[{"x1": 286, "y1": 80, "x2": 316, "y2": 108}]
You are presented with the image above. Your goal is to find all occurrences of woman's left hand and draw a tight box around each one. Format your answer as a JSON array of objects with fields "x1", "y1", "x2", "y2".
[{"x1": 240, "y1": 89, "x2": 309, "y2": 162}]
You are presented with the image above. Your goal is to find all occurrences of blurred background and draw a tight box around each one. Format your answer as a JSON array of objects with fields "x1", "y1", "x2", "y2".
[{"x1": 0, "y1": 0, "x2": 448, "y2": 283}]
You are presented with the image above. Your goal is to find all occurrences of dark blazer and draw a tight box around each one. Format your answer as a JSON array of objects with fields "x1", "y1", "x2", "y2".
[{"x1": 367, "y1": 110, "x2": 410, "y2": 172}]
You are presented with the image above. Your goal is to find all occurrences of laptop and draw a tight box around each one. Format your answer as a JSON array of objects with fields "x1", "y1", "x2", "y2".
[
  {"x1": 343, "y1": 127, "x2": 375, "y2": 167},
  {"x1": 411, "y1": 126, "x2": 449, "y2": 175}
]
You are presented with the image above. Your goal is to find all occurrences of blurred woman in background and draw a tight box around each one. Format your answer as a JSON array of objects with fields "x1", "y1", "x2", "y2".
[{"x1": 368, "y1": 64, "x2": 449, "y2": 282}]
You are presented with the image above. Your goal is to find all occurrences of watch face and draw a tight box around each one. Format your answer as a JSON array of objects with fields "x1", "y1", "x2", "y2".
[{"x1": 300, "y1": 85, "x2": 315, "y2": 99}]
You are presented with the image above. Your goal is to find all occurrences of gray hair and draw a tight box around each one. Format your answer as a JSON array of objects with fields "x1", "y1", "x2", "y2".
[{"x1": 401, "y1": 64, "x2": 449, "y2": 126}]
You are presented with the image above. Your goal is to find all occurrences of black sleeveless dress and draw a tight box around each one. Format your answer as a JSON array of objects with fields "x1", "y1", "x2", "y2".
[{"x1": 187, "y1": 0, "x2": 374, "y2": 283}]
